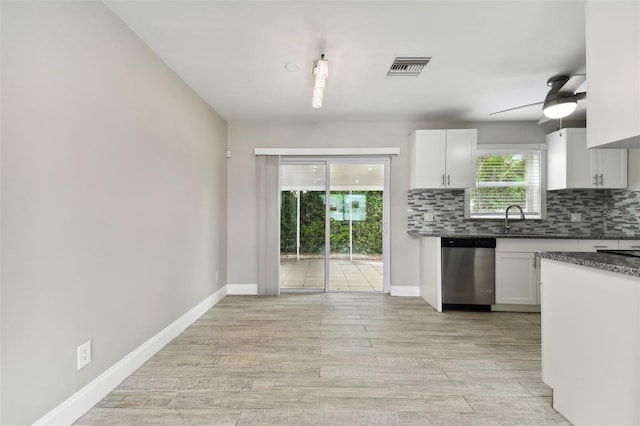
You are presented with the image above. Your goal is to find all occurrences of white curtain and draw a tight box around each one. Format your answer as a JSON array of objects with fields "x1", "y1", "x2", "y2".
[{"x1": 257, "y1": 155, "x2": 281, "y2": 296}]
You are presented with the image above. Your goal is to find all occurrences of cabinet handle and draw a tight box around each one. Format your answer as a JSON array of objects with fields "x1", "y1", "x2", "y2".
[
  {"x1": 447, "y1": 174, "x2": 451, "y2": 185},
  {"x1": 593, "y1": 245, "x2": 609, "y2": 248},
  {"x1": 599, "y1": 174, "x2": 604, "y2": 185},
  {"x1": 441, "y1": 174, "x2": 445, "y2": 186},
  {"x1": 532, "y1": 257, "x2": 537, "y2": 269},
  {"x1": 629, "y1": 245, "x2": 640, "y2": 249},
  {"x1": 593, "y1": 174, "x2": 598, "y2": 185}
]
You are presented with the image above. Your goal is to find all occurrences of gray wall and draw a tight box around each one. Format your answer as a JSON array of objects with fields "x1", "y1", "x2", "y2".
[
  {"x1": 227, "y1": 121, "x2": 568, "y2": 291},
  {"x1": 1, "y1": 2, "x2": 228, "y2": 424}
]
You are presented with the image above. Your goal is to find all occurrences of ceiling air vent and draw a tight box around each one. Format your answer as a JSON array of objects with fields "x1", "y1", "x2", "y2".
[{"x1": 387, "y1": 57, "x2": 431, "y2": 76}]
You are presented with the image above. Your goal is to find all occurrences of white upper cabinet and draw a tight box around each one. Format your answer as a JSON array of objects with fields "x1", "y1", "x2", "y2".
[
  {"x1": 546, "y1": 128, "x2": 627, "y2": 190},
  {"x1": 446, "y1": 130, "x2": 478, "y2": 188},
  {"x1": 409, "y1": 129, "x2": 477, "y2": 189},
  {"x1": 586, "y1": 1, "x2": 640, "y2": 148}
]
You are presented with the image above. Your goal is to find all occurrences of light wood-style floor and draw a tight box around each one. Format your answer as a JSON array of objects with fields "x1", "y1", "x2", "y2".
[{"x1": 76, "y1": 294, "x2": 570, "y2": 425}]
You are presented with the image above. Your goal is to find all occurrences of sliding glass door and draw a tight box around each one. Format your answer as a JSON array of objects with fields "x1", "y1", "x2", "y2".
[
  {"x1": 328, "y1": 162, "x2": 385, "y2": 292},
  {"x1": 280, "y1": 163, "x2": 326, "y2": 291},
  {"x1": 280, "y1": 158, "x2": 389, "y2": 293}
]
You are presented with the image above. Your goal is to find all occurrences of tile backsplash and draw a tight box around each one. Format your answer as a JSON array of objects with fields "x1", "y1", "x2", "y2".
[{"x1": 408, "y1": 189, "x2": 640, "y2": 235}]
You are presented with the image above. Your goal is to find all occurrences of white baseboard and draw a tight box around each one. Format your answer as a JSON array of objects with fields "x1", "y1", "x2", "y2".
[
  {"x1": 33, "y1": 286, "x2": 227, "y2": 426},
  {"x1": 390, "y1": 285, "x2": 420, "y2": 297},
  {"x1": 491, "y1": 303, "x2": 541, "y2": 313},
  {"x1": 227, "y1": 283, "x2": 258, "y2": 295}
]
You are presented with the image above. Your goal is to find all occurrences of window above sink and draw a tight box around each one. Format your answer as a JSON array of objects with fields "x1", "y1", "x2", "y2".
[{"x1": 464, "y1": 144, "x2": 547, "y2": 220}]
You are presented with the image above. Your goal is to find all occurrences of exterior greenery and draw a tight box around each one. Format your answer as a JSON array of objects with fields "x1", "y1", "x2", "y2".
[
  {"x1": 281, "y1": 190, "x2": 383, "y2": 256},
  {"x1": 470, "y1": 154, "x2": 527, "y2": 213}
]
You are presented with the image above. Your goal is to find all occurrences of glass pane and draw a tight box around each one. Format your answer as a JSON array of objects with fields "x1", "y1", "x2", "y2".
[
  {"x1": 471, "y1": 152, "x2": 541, "y2": 216},
  {"x1": 328, "y1": 163, "x2": 384, "y2": 292},
  {"x1": 280, "y1": 164, "x2": 326, "y2": 291}
]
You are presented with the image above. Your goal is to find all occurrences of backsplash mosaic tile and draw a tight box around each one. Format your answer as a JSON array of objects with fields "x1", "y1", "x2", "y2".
[
  {"x1": 605, "y1": 189, "x2": 640, "y2": 234},
  {"x1": 408, "y1": 189, "x2": 640, "y2": 236}
]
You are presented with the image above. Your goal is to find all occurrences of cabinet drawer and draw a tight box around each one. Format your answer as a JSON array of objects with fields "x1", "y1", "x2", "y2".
[
  {"x1": 496, "y1": 239, "x2": 577, "y2": 253},
  {"x1": 618, "y1": 240, "x2": 640, "y2": 250},
  {"x1": 576, "y1": 239, "x2": 619, "y2": 251}
]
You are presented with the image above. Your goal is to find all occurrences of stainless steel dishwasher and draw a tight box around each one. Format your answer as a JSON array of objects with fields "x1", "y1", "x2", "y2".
[{"x1": 441, "y1": 237, "x2": 496, "y2": 310}]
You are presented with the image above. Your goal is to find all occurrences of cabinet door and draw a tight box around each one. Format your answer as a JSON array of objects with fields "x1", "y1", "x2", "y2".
[
  {"x1": 546, "y1": 130, "x2": 569, "y2": 190},
  {"x1": 495, "y1": 252, "x2": 537, "y2": 305},
  {"x1": 546, "y1": 128, "x2": 627, "y2": 189},
  {"x1": 594, "y1": 149, "x2": 627, "y2": 188},
  {"x1": 409, "y1": 130, "x2": 446, "y2": 189},
  {"x1": 547, "y1": 128, "x2": 596, "y2": 189},
  {"x1": 586, "y1": 2, "x2": 640, "y2": 148},
  {"x1": 444, "y1": 129, "x2": 477, "y2": 188},
  {"x1": 565, "y1": 129, "x2": 595, "y2": 188}
]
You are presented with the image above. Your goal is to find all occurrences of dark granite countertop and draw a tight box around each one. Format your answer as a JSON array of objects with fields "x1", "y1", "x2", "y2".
[
  {"x1": 408, "y1": 231, "x2": 640, "y2": 240},
  {"x1": 539, "y1": 251, "x2": 640, "y2": 278}
]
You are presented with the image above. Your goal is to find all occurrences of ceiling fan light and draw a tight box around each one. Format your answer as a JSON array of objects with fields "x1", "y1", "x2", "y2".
[{"x1": 543, "y1": 99, "x2": 577, "y2": 119}]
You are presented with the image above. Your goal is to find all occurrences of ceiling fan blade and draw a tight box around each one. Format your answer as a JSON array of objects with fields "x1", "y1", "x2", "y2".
[
  {"x1": 538, "y1": 115, "x2": 551, "y2": 124},
  {"x1": 489, "y1": 101, "x2": 544, "y2": 116},
  {"x1": 558, "y1": 74, "x2": 586, "y2": 94},
  {"x1": 575, "y1": 91, "x2": 587, "y2": 101}
]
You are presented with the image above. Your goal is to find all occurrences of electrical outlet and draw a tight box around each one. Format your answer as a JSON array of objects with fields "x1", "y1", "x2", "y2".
[
  {"x1": 571, "y1": 213, "x2": 582, "y2": 222},
  {"x1": 77, "y1": 340, "x2": 92, "y2": 370},
  {"x1": 423, "y1": 212, "x2": 434, "y2": 222},
  {"x1": 216, "y1": 271, "x2": 219, "y2": 282}
]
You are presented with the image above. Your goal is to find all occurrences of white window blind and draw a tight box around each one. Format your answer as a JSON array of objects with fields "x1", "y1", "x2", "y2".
[{"x1": 469, "y1": 149, "x2": 543, "y2": 218}]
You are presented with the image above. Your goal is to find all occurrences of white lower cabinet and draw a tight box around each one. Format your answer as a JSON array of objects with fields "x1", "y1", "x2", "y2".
[
  {"x1": 541, "y1": 258, "x2": 640, "y2": 425},
  {"x1": 495, "y1": 252, "x2": 538, "y2": 305},
  {"x1": 495, "y1": 239, "x2": 577, "y2": 308},
  {"x1": 495, "y1": 238, "x2": 640, "y2": 309}
]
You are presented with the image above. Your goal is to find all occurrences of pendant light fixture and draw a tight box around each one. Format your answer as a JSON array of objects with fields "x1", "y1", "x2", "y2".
[{"x1": 312, "y1": 54, "x2": 328, "y2": 108}]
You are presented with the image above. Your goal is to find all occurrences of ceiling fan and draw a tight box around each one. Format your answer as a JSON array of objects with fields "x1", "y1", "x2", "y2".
[{"x1": 490, "y1": 74, "x2": 587, "y2": 123}]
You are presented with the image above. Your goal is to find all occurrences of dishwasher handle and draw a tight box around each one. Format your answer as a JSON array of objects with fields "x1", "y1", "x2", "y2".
[{"x1": 441, "y1": 238, "x2": 496, "y2": 248}]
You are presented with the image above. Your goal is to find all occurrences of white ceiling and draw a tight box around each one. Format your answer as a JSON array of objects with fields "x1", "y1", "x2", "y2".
[{"x1": 104, "y1": 0, "x2": 588, "y2": 124}]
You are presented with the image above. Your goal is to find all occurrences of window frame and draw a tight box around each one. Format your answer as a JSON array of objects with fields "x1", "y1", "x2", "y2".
[{"x1": 464, "y1": 144, "x2": 547, "y2": 220}]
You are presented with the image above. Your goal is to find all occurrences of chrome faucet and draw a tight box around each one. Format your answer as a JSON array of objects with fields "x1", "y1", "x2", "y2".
[{"x1": 504, "y1": 204, "x2": 525, "y2": 233}]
